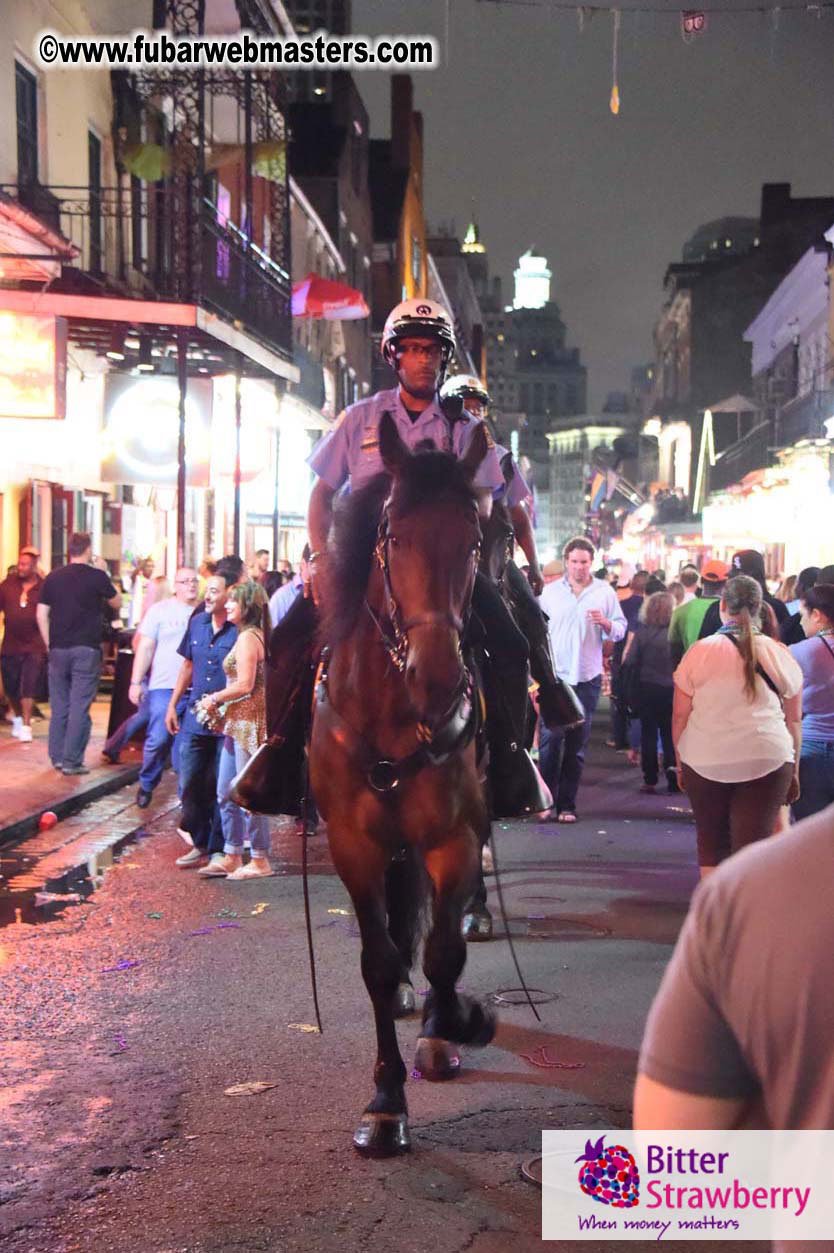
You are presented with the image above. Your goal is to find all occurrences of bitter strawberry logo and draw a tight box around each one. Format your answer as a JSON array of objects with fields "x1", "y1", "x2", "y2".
[{"x1": 576, "y1": 1136, "x2": 640, "y2": 1208}]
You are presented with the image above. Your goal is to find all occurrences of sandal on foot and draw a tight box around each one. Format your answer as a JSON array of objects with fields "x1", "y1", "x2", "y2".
[
  {"x1": 557, "y1": 811, "x2": 577, "y2": 824},
  {"x1": 227, "y1": 860, "x2": 275, "y2": 880}
]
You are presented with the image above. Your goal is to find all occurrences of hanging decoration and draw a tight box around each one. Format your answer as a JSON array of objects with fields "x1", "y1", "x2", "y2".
[
  {"x1": 205, "y1": 139, "x2": 287, "y2": 182},
  {"x1": 252, "y1": 140, "x2": 287, "y2": 182},
  {"x1": 120, "y1": 142, "x2": 172, "y2": 182},
  {"x1": 609, "y1": 9, "x2": 621, "y2": 114},
  {"x1": 681, "y1": 10, "x2": 707, "y2": 40}
]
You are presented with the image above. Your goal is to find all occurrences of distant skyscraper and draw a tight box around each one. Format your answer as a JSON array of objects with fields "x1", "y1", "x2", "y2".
[
  {"x1": 513, "y1": 249, "x2": 552, "y2": 310},
  {"x1": 480, "y1": 245, "x2": 587, "y2": 463}
]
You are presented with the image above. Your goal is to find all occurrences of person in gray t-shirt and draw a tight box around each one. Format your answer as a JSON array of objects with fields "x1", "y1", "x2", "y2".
[{"x1": 635, "y1": 801, "x2": 834, "y2": 1131}]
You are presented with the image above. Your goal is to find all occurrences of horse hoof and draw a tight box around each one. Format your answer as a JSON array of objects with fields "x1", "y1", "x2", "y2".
[
  {"x1": 414, "y1": 1037, "x2": 461, "y2": 1082},
  {"x1": 466, "y1": 999, "x2": 497, "y2": 1047},
  {"x1": 393, "y1": 981, "x2": 416, "y2": 1018},
  {"x1": 353, "y1": 1112, "x2": 411, "y2": 1158},
  {"x1": 463, "y1": 909, "x2": 493, "y2": 941}
]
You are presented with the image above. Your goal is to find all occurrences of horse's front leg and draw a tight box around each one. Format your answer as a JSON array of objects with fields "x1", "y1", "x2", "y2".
[
  {"x1": 385, "y1": 851, "x2": 421, "y2": 1017},
  {"x1": 330, "y1": 831, "x2": 411, "y2": 1157},
  {"x1": 415, "y1": 830, "x2": 497, "y2": 1081}
]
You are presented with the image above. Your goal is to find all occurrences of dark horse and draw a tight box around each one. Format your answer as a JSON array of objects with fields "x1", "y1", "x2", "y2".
[{"x1": 310, "y1": 413, "x2": 497, "y2": 1157}]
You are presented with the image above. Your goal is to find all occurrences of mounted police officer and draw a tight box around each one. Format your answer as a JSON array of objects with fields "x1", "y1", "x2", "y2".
[
  {"x1": 440, "y1": 373, "x2": 544, "y2": 594},
  {"x1": 439, "y1": 373, "x2": 581, "y2": 740},
  {"x1": 308, "y1": 299, "x2": 550, "y2": 819},
  {"x1": 234, "y1": 298, "x2": 551, "y2": 820}
]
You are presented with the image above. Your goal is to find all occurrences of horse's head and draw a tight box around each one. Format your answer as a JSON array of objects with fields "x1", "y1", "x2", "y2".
[{"x1": 377, "y1": 413, "x2": 487, "y2": 730}]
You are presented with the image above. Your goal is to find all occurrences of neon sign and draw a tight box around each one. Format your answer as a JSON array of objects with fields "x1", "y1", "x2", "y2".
[{"x1": 0, "y1": 313, "x2": 67, "y2": 419}]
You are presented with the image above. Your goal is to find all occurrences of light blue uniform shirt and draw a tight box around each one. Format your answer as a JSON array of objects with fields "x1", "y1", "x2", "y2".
[
  {"x1": 269, "y1": 573, "x2": 303, "y2": 628},
  {"x1": 494, "y1": 443, "x2": 531, "y2": 508},
  {"x1": 308, "y1": 388, "x2": 504, "y2": 494}
]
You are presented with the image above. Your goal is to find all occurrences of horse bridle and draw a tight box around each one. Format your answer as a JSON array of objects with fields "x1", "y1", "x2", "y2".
[
  {"x1": 368, "y1": 500, "x2": 481, "y2": 675},
  {"x1": 314, "y1": 497, "x2": 482, "y2": 793}
]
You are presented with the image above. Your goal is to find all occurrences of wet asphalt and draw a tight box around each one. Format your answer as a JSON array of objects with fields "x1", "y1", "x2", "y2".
[{"x1": 0, "y1": 733, "x2": 766, "y2": 1253}]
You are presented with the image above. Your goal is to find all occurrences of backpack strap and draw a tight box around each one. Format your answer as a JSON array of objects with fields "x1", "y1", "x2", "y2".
[{"x1": 723, "y1": 631, "x2": 781, "y2": 698}]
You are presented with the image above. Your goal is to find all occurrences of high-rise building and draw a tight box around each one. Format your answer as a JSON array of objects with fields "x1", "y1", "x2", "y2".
[
  {"x1": 282, "y1": 1, "x2": 352, "y2": 99},
  {"x1": 473, "y1": 242, "x2": 587, "y2": 465}
]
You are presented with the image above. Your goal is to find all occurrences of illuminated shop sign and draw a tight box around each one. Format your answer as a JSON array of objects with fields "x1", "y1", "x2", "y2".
[
  {"x1": 0, "y1": 313, "x2": 67, "y2": 419},
  {"x1": 101, "y1": 375, "x2": 212, "y2": 486}
]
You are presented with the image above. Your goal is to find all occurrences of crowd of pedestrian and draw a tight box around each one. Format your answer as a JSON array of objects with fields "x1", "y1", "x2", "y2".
[
  {"x1": 0, "y1": 535, "x2": 301, "y2": 883},
  {"x1": 536, "y1": 538, "x2": 834, "y2": 880}
]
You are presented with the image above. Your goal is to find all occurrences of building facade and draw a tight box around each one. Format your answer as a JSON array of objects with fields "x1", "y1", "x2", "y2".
[
  {"x1": 647, "y1": 182, "x2": 834, "y2": 508},
  {"x1": 538, "y1": 419, "x2": 626, "y2": 563},
  {"x1": 368, "y1": 75, "x2": 428, "y2": 391},
  {"x1": 288, "y1": 71, "x2": 373, "y2": 409},
  {"x1": 0, "y1": 0, "x2": 303, "y2": 578},
  {"x1": 482, "y1": 249, "x2": 587, "y2": 467},
  {"x1": 699, "y1": 230, "x2": 834, "y2": 576}
]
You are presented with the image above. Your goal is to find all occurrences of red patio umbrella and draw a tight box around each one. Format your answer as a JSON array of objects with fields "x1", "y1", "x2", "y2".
[{"x1": 291, "y1": 273, "x2": 369, "y2": 320}]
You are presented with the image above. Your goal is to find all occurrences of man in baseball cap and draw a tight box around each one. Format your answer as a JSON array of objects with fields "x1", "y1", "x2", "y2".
[{"x1": 669, "y1": 559, "x2": 729, "y2": 665}]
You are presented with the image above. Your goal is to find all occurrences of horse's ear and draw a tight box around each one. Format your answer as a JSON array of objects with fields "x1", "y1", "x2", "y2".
[
  {"x1": 460, "y1": 422, "x2": 489, "y2": 483},
  {"x1": 379, "y1": 411, "x2": 410, "y2": 476},
  {"x1": 500, "y1": 450, "x2": 514, "y2": 488}
]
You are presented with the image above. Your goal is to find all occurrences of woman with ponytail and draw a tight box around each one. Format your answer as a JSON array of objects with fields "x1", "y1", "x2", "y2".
[{"x1": 671, "y1": 574, "x2": 803, "y2": 878}]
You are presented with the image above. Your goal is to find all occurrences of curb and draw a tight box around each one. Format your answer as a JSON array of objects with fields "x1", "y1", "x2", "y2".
[{"x1": 0, "y1": 765, "x2": 141, "y2": 850}]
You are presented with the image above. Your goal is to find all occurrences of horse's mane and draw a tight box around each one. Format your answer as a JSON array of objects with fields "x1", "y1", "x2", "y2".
[{"x1": 319, "y1": 448, "x2": 478, "y2": 647}]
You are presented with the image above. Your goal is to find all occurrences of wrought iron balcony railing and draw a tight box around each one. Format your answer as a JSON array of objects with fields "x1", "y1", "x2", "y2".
[
  {"x1": 709, "y1": 421, "x2": 772, "y2": 493},
  {"x1": 0, "y1": 182, "x2": 291, "y2": 363},
  {"x1": 775, "y1": 388, "x2": 834, "y2": 449}
]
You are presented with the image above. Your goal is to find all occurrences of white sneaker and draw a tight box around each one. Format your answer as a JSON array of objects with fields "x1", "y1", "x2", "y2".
[
  {"x1": 19, "y1": 725, "x2": 33, "y2": 743},
  {"x1": 175, "y1": 846, "x2": 208, "y2": 868},
  {"x1": 176, "y1": 827, "x2": 194, "y2": 847},
  {"x1": 11, "y1": 717, "x2": 22, "y2": 739}
]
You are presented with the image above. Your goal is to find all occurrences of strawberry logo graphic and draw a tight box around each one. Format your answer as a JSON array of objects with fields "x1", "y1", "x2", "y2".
[{"x1": 576, "y1": 1135, "x2": 639, "y2": 1208}]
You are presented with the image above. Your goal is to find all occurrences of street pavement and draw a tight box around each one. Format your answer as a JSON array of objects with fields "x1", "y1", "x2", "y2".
[
  {"x1": 0, "y1": 700, "x2": 140, "y2": 845},
  {"x1": 0, "y1": 716, "x2": 764, "y2": 1253}
]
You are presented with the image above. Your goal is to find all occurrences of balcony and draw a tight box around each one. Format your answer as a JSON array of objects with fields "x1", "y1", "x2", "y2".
[
  {"x1": 0, "y1": 183, "x2": 292, "y2": 366},
  {"x1": 709, "y1": 421, "x2": 772, "y2": 493},
  {"x1": 776, "y1": 389, "x2": 834, "y2": 449}
]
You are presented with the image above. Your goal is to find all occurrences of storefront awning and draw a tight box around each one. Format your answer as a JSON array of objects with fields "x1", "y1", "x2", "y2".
[
  {"x1": 0, "y1": 193, "x2": 77, "y2": 281},
  {"x1": 0, "y1": 288, "x2": 299, "y2": 383}
]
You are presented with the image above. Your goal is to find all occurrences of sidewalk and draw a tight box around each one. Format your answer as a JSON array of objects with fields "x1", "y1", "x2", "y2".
[{"x1": 0, "y1": 699, "x2": 141, "y2": 846}]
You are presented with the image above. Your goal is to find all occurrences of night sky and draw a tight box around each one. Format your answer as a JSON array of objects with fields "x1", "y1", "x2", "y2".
[{"x1": 352, "y1": 0, "x2": 834, "y2": 408}]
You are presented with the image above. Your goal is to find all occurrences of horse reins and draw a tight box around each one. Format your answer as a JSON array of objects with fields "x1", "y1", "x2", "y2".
[{"x1": 370, "y1": 504, "x2": 480, "y2": 676}]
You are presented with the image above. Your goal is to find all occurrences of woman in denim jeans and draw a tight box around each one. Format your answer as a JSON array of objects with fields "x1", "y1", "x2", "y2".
[
  {"x1": 790, "y1": 583, "x2": 834, "y2": 822},
  {"x1": 195, "y1": 581, "x2": 272, "y2": 879}
]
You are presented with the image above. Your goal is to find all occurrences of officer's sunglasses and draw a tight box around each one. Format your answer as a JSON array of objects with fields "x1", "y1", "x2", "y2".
[{"x1": 397, "y1": 342, "x2": 443, "y2": 362}]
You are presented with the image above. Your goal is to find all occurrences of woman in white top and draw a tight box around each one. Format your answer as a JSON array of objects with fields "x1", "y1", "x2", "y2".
[{"x1": 672, "y1": 574, "x2": 802, "y2": 879}]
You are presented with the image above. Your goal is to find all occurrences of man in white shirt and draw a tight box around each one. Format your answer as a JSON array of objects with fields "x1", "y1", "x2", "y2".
[
  {"x1": 537, "y1": 537, "x2": 626, "y2": 821},
  {"x1": 121, "y1": 569, "x2": 199, "y2": 808}
]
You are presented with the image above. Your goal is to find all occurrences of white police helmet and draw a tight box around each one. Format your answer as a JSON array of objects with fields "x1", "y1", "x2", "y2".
[
  {"x1": 440, "y1": 374, "x2": 491, "y2": 408},
  {"x1": 381, "y1": 298, "x2": 456, "y2": 375}
]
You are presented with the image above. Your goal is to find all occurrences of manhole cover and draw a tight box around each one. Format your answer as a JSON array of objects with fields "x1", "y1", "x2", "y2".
[
  {"x1": 520, "y1": 1155, "x2": 542, "y2": 1187},
  {"x1": 490, "y1": 987, "x2": 558, "y2": 1007},
  {"x1": 504, "y1": 916, "x2": 610, "y2": 939}
]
